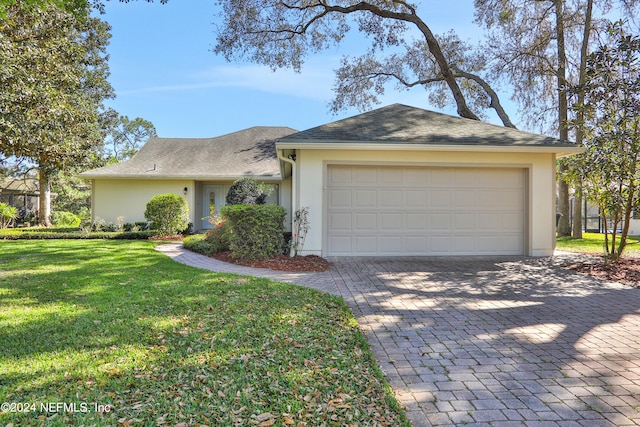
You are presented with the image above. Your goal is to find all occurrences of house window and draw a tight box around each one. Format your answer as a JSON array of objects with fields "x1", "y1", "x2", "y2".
[{"x1": 208, "y1": 191, "x2": 216, "y2": 216}]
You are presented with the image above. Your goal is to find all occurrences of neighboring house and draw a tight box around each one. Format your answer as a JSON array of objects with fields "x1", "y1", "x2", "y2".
[
  {"x1": 0, "y1": 177, "x2": 39, "y2": 223},
  {"x1": 82, "y1": 104, "x2": 583, "y2": 257}
]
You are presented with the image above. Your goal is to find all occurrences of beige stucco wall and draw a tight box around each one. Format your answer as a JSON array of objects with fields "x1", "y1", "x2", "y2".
[
  {"x1": 92, "y1": 178, "x2": 292, "y2": 231},
  {"x1": 92, "y1": 179, "x2": 196, "y2": 225},
  {"x1": 293, "y1": 149, "x2": 558, "y2": 257},
  {"x1": 279, "y1": 176, "x2": 292, "y2": 232}
]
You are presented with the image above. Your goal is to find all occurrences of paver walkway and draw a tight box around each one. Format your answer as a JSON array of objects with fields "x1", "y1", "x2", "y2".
[{"x1": 156, "y1": 243, "x2": 640, "y2": 426}]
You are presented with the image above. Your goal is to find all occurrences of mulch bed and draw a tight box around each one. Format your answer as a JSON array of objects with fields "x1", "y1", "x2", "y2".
[
  {"x1": 213, "y1": 251, "x2": 331, "y2": 272},
  {"x1": 564, "y1": 256, "x2": 640, "y2": 288}
]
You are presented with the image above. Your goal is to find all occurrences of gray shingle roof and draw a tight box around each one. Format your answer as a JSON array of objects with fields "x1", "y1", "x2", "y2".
[
  {"x1": 278, "y1": 104, "x2": 577, "y2": 147},
  {"x1": 81, "y1": 126, "x2": 297, "y2": 179}
]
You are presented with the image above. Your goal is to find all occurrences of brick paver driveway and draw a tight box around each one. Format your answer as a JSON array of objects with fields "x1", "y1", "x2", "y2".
[{"x1": 157, "y1": 244, "x2": 640, "y2": 426}]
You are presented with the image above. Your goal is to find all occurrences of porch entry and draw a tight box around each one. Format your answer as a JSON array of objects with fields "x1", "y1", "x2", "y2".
[{"x1": 201, "y1": 185, "x2": 229, "y2": 230}]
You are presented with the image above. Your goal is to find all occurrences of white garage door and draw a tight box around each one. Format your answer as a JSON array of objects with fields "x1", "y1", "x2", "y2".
[{"x1": 326, "y1": 165, "x2": 526, "y2": 256}]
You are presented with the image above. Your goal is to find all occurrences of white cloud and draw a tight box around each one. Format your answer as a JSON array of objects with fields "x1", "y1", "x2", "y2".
[{"x1": 118, "y1": 60, "x2": 337, "y2": 101}]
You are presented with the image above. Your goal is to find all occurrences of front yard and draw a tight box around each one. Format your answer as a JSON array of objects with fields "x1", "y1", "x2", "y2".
[{"x1": 0, "y1": 240, "x2": 408, "y2": 426}]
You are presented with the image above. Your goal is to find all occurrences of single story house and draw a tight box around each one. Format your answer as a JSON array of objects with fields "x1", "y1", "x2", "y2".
[
  {"x1": 81, "y1": 104, "x2": 583, "y2": 257},
  {"x1": 0, "y1": 177, "x2": 40, "y2": 221},
  {"x1": 80, "y1": 126, "x2": 296, "y2": 231}
]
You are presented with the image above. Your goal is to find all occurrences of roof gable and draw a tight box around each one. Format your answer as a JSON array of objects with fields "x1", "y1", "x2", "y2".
[
  {"x1": 278, "y1": 104, "x2": 576, "y2": 148},
  {"x1": 81, "y1": 126, "x2": 297, "y2": 179}
]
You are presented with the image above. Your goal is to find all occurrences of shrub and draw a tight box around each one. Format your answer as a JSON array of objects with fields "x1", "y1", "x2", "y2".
[
  {"x1": 204, "y1": 215, "x2": 232, "y2": 253},
  {"x1": 221, "y1": 204, "x2": 286, "y2": 261},
  {"x1": 0, "y1": 203, "x2": 18, "y2": 228},
  {"x1": 144, "y1": 193, "x2": 190, "y2": 236},
  {"x1": 183, "y1": 234, "x2": 217, "y2": 256},
  {"x1": 225, "y1": 177, "x2": 266, "y2": 206},
  {"x1": 51, "y1": 211, "x2": 81, "y2": 228},
  {"x1": 290, "y1": 207, "x2": 310, "y2": 256}
]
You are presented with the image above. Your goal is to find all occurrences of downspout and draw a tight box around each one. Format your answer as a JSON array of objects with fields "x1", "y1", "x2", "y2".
[{"x1": 277, "y1": 149, "x2": 296, "y2": 257}]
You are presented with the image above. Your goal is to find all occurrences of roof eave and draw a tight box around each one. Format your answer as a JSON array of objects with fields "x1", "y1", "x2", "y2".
[
  {"x1": 79, "y1": 173, "x2": 282, "y2": 181},
  {"x1": 275, "y1": 141, "x2": 584, "y2": 157}
]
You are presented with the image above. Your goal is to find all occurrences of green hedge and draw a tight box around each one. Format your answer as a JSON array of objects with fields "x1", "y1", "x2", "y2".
[
  {"x1": 221, "y1": 204, "x2": 286, "y2": 261},
  {"x1": 0, "y1": 230, "x2": 158, "y2": 240},
  {"x1": 182, "y1": 234, "x2": 216, "y2": 256}
]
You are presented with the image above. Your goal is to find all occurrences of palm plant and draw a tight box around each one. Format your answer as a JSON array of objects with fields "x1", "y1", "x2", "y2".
[{"x1": 0, "y1": 202, "x2": 18, "y2": 228}]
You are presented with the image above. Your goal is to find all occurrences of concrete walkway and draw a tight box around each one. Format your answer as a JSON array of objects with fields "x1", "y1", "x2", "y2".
[{"x1": 156, "y1": 243, "x2": 640, "y2": 426}]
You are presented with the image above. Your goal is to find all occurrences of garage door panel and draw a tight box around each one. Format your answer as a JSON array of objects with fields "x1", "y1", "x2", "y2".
[
  {"x1": 380, "y1": 236, "x2": 402, "y2": 253},
  {"x1": 355, "y1": 190, "x2": 377, "y2": 207},
  {"x1": 431, "y1": 213, "x2": 450, "y2": 230},
  {"x1": 476, "y1": 190, "x2": 500, "y2": 207},
  {"x1": 430, "y1": 190, "x2": 452, "y2": 209},
  {"x1": 429, "y1": 169, "x2": 453, "y2": 185},
  {"x1": 500, "y1": 213, "x2": 522, "y2": 231},
  {"x1": 406, "y1": 190, "x2": 428, "y2": 207},
  {"x1": 499, "y1": 189, "x2": 524, "y2": 206},
  {"x1": 328, "y1": 167, "x2": 352, "y2": 186},
  {"x1": 381, "y1": 213, "x2": 402, "y2": 230},
  {"x1": 407, "y1": 213, "x2": 428, "y2": 229},
  {"x1": 327, "y1": 165, "x2": 525, "y2": 256},
  {"x1": 328, "y1": 190, "x2": 353, "y2": 208},
  {"x1": 355, "y1": 167, "x2": 377, "y2": 185},
  {"x1": 328, "y1": 213, "x2": 352, "y2": 232},
  {"x1": 355, "y1": 236, "x2": 377, "y2": 253},
  {"x1": 405, "y1": 168, "x2": 429, "y2": 185},
  {"x1": 354, "y1": 213, "x2": 377, "y2": 230},
  {"x1": 454, "y1": 190, "x2": 477, "y2": 209},
  {"x1": 328, "y1": 235, "x2": 352, "y2": 255},
  {"x1": 454, "y1": 213, "x2": 475, "y2": 230},
  {"x1": 381, "y1": 168, "x2": 403, "y2": 185},
  {"x1": 405, "y1": 236, "x2": 427, "y2": 253},
  {"x1": 381, "y1": 190, "x2": 402, "y2": 206}
]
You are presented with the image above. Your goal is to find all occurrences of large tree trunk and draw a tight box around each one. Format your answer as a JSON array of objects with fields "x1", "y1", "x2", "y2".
[
  {"x1": 38, "y1": 169, "x2": 52, "y2": 227},
  {"x1": 571, "y1": 0, "x2": 592, "y2": 239},
  {"x1": 557, "y1": 177, "x2": 571, "y2": 236},
  {"x1": 572, "y1": 182, "x2": 583, "y2": 239},
  {"x1": 555, "y1": 0, "x2": 571, "y2": 237}
]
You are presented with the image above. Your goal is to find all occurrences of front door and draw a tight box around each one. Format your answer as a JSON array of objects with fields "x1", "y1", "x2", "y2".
[{"x1": 202, "y1": 185, "x2": 227, "y2": 230}]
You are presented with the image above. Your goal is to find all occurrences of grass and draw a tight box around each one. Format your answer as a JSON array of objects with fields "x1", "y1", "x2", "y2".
[
  {"x1": 0, "y1": 240, "x2": 408, "y2": 426},
  {"x1": 556, "y1": 232, "x2": 640, "y2": 255}
]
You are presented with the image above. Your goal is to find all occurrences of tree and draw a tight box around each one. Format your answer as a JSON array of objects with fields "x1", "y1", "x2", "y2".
[
  {"x1": 473, "y1": 0, "x2": 639, "y2": 237},
  {"x1": 103, "y1": 113, "x2": 157, "y2": 163},
  {"x1": 570, "y1": 21, "x2": 640, "y2": 261},
  {"x1": 331, "y1": 30, "x2": 516, "y2": 127},
  {"x1": 213, "y1": 0, "x2": 515, "y2": 126},
  {"x1": 226, "y1": 177, "x2": 267, "y2": 206},
  {"x1": 0, "y1": 1, "x2": 114, "y2": 226}
]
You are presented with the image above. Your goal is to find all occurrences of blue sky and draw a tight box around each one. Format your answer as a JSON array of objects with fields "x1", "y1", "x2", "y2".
[{"x1": 100, "y1": 0, "x2": 497, "y2": 138}]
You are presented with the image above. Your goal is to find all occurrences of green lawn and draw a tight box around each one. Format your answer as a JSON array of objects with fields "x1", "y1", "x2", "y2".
[
  {"x1": 556, "y1": 232, "x2": 640, "y2": 255},
  {"x1": 0, "y1": 240, "x2": 408, "y2": 426}
]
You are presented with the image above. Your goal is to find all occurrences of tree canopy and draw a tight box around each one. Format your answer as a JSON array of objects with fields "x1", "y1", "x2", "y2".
[
  {"x1": 103, "y1": 113, "x2": 157, "y2": 163},
  {"x1": 0, "y1": 1, "x2": 114, "y2": 225},
  {"x1": 213, "y1": 0, "x2": 515, "y2": 126}
]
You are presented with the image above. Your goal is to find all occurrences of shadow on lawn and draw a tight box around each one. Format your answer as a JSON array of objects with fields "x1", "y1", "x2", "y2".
[{"x1": 0, "y1": 240, "x2": 219, "y2": 368}]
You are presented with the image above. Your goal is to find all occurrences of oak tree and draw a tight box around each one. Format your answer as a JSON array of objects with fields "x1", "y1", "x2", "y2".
[{"x1": 213, "y1": 0, "x2": 514, "y2": 126}]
